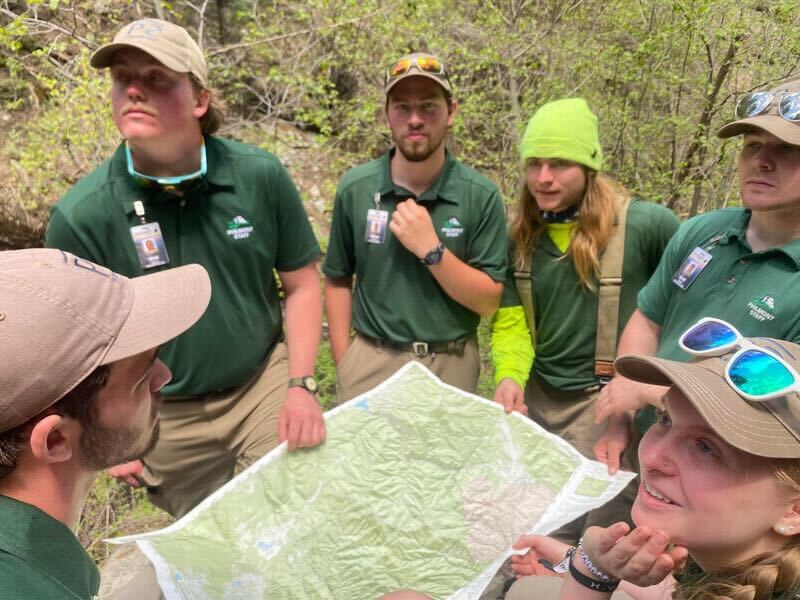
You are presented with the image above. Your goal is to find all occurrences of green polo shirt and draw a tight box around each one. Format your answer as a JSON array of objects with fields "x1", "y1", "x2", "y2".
[
  {"x1": 0, "y1": 495, "x2": 99, "y2": 599},
  {"x1": 323, "y1": 149, "x2": 507, "y2": 343},
  {"x1": 636, "y1": 207, "x2": 800, "y2": 430},
  {"x1": 46, "y1": 136, "x2": 320, "y2": 396},
  {"x1": 501, "y1": 199, "x2": 679, "y2": 390}
]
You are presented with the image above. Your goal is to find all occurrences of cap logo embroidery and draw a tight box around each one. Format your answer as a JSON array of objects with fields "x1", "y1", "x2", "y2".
[{"x1": 124, "y1": 19, "x2": 163, "y2": 41}]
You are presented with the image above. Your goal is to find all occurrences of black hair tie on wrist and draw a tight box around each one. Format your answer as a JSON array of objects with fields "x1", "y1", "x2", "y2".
[{"x1": 568, "y1": 558, "x2": 621, "y2": 594}]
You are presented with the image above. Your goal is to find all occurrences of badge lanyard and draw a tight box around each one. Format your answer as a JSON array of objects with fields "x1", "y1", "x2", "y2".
[{"x1": 129, "y1": 200, "x2": 170, "y2": 269}]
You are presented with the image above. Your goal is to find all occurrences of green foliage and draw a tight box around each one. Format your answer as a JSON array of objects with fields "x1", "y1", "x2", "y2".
[
  {"x1": 4, "y1": 0, "x2": 799, "y2": 224},
  {"x1": 76, "y1": 473, "x2": 172, "y2": 563},
  {"x1": 2, "y1": 0, "x2": 800, "y2": 568}
]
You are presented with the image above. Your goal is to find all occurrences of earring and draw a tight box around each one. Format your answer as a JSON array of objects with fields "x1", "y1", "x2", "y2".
[{"x1": 778, "y1": 524, "x2": 795, "y2": 534}]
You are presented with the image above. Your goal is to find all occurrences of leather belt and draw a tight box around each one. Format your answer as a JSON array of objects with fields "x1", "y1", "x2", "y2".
[{"x1": 359, "y1": 333, "x2": 469, "y2": 358}]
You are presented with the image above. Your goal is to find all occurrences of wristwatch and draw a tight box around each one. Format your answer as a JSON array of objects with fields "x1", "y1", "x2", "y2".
[
  {"x1": 420, "y1": 242, "x2": 446, "y2": 266},
  {"x1": 288, "y1": 375, "x2": 319, "y2": 395}
]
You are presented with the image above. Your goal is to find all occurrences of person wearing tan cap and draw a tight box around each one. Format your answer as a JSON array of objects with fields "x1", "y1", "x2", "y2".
[
  {"x1": 45, "y1": 18, "x2": 325, "y2": 518},
  {"x1": 507, "y1": 318, "x2": 800, "y2": 599},
  {"x1": 323, "y1": 53, "x2": 508, "y2": 401},
  {"x1": 0, "y1": 248, "x2": 210, "y2": 600},
  {"x1": 592, "y1": 78, "x2": 800, "y2": 480}
]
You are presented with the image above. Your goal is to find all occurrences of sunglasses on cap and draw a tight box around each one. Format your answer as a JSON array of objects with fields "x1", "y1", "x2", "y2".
[
  {"x1": 735, "y1": 92, "x2": 800, "y2": 123},
  {"x1": 126, "y1": 141, "x2": 207, "y2": 192},
  {"x1": 385, "y1": 55, "x2": 447, "y2": 85},
  {"x1": 679, "y1": 317, "x2": 800, "y2": 402}
]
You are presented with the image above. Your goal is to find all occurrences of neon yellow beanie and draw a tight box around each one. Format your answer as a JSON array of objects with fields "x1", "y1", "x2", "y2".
[{"x1": 519, "y1": 98, "x2": 603, "y2": 171}]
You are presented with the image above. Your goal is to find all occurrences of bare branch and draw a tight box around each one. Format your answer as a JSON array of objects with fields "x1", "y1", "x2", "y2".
[{"x1": 206, "y1": 4, "x2": 397, "y2": 58}]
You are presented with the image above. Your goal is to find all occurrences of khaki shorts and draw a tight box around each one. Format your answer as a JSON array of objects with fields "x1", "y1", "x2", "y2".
[
  {"x1": 141, "y1": 342, "x2": 288, "y2": 518},
  {"x1": 526, "y1": 374, "x2": 639, "y2": 545},
  {"x1": 335, "y1": 333, "x2": 480, "y2": 403}
]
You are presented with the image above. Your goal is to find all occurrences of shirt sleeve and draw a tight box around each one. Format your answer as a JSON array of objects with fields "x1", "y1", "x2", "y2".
[
  {"x1": 45, "y1": 205, "x2": 93, "y2": 260},
  {"x1": 465, "y1": 189, "x2": 509, "y2": 282},
  {"x1": 490, "y1": 305, "x2": 534, "y2": 387},
  {"x1": 272, "y1": 161, "x2": 321, "y2": 272},
  {"x1": 322, "y1": 185, "x2": 356, "y2": 279}
]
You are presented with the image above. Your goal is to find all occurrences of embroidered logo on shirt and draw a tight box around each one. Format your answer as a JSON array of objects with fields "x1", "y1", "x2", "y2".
[
  {"x1": 440, "y1": 216, "x2": 464, "y2": 238},
  {"x1": 226, "y1": 215, "x2": 254, "y2": 240},
  {"x1": 747, "y1": 295, "x2": 776, "y2": 322}
]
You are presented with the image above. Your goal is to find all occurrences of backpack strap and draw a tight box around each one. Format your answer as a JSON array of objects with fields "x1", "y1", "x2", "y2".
[
  {"x1": 594, "y1": 196, "x2": 631, "y2": 378},
  {"x1": 513, "y1": 269, "x2": 536, "y2": 348}
]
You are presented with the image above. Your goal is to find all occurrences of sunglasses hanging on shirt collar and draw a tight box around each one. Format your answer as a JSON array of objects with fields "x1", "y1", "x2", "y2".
[{"x1": 126, "y1": 141, "x2": 207, "y2": 192}]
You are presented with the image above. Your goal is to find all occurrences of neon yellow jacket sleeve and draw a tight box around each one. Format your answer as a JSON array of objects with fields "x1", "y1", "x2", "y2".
[{"x1": 490, "y1": 306, "x2": 535, "y2": 388}]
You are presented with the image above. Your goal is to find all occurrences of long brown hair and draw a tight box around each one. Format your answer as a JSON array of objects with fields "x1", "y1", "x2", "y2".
[
  {"x1": 675, "y1": 462, "x2": 800, "y2": 600},
  {"x1": 508, "y1": 169, "x2": 628, "y2": 291}
]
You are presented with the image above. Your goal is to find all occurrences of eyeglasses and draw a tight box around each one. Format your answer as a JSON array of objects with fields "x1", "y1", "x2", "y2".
[
  {"x1": 735, "y1": 92, "x2": 800, "y2": 123},
  {"x1": 126, "y1": 142, "x2": 207, "y2": 192},
  {"x1": 679, "y1": 317, "x2": 800, "y2": 402},
  {"x1": 385, "y1": 55, "x2": 447, "y2": 85}
]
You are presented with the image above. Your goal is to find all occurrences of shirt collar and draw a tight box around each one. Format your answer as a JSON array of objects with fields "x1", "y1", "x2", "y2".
[
  {"x1": 377, "y1": 148, "x2": 459, "y2": 204},
  {"x1": 0, "y1": 495, "x2": 100, "y2": 598},
  {"x1": 718, "y1": 209, "x2": 800, "y2": 269}
]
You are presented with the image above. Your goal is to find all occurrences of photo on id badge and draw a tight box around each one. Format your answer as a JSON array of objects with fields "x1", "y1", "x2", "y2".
[
  {"x1": 131, "y1": 222, "x2": 170, "y2": 269},
  {"x1": 672, "y1": 246, "x2": 711, "y2": 290}
]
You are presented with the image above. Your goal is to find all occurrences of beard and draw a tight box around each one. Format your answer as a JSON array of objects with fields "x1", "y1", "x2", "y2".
[
  {"x1": 394, "y1": 129, "x2": 446, "y2": 163},
  {"x1": 78, "y1": 395, "x2": 162, "y2": 470}
]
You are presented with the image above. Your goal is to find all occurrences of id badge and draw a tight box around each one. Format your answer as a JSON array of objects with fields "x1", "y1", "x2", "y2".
[
  {"x1": 365, "y1": 209, "x2": 389, "y2": 244},
  {"x1": 672, "y1": 246, "x2": 712, "y2": 290},
  {"x1": 130, "y1": 222, "x2": 170, "y2": 269}
]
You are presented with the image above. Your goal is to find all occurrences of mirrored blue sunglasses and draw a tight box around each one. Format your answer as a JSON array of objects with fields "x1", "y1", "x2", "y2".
[{"x1": 679, "y1": 317, "x2": 800, "y2": 402}]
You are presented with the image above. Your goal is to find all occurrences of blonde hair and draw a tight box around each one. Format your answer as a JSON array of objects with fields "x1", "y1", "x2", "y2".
[
  {"x1": 674, "y1": 462, "x2": 800, "y2": 600},
  {"x1": 508, "y1": 169, "x2": 628, "y2": 291}
]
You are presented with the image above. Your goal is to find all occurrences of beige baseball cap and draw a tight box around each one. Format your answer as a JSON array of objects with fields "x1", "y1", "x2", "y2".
[
  {"x1": 384, "y1": 52, "x2": 452, "y2": 96},
  {"x1": 0, "y1": 249, "x2": 211, "y2": 433},
  {"x1": 91, "y1": 18, "x2": 207, "y2": 87},
  {"x1": 615, "y1": 338, "x2": 800, "y2": 459},
  {"x1": 718, "y1": 78, "x2": 800, "y2": 145}
]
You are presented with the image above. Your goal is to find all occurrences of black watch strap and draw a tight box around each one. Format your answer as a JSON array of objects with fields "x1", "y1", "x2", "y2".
[
  {"x1": 568, "y1": 557, "x2": 620, "y2": 593},
  {"x1": 420, "y1": 242, "x2": 445, "y2": 266}
]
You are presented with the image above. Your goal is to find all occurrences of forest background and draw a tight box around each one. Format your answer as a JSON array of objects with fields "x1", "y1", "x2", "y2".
[{"x1": 2, "y1": 0, "x2": 800, "y2": 568}]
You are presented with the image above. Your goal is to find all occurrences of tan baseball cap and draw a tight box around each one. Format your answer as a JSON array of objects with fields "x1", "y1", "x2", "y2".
[
  {"x1": 718, "y1": 78, "x2": 800, "y2": 145},
  {"x1": 615, "y1": 339, "x2": 800, "y2": 459},
  {"x1": 0, "y1": 249, "x2": 211, "y2": 433},
  {"x1": 91, "y1": 18, "x2": 207, "y2": 87},
  {"x1": 384, "y1": 52, "x2": 452, "y2": 96}
]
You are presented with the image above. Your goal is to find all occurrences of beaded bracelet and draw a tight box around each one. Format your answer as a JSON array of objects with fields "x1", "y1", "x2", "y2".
[{"x1": 577, "y1": 537, "x2": 617, "y2": 583}]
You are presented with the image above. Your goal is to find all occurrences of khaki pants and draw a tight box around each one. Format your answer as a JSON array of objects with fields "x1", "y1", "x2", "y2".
[
  {"x1": 526, "y1": 374, "x2": 639, "y2": 545},
  {"x1": 335, "y1": 333, "x2": 480, "y2": 403},
  {"x1": 141, "y1": 343, "x2": 288, "y2": 518},
  {"x1": 505, "y1": 575, "x2": 633, "y2": 599}
]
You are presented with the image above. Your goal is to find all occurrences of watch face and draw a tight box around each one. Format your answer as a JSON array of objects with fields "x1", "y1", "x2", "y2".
[
  {"x1": 423, "y1": 243, "x2": 445, "y2": 265},
  {"x1": 302, "y1": 376, "x2": 319, "y2": 393}
]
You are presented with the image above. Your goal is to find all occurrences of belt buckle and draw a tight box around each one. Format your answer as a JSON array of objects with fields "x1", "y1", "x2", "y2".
[{"x1": 412, "y1": 341, "x2": 429, "y2": 357}]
